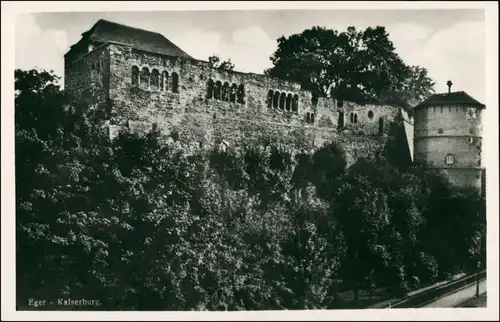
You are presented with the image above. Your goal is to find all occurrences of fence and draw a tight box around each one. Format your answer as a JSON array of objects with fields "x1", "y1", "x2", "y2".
[{"x1": 385, "y1": 270, "x2": 486, "y2": 308}]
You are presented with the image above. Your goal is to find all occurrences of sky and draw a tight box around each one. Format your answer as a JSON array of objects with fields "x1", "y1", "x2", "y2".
[{"x1": 15, "y1": 8, "x2": 486, "y2": 102}]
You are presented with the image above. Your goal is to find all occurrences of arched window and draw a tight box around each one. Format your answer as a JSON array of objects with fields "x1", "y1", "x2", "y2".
[
  {"x1": 222, "y1": 82, "x2": 230, "y2": 102},
  {"x1": 311, "y1": 113, "x2": 315, "y2": 124},
  {"x1": 273, "y1": 91, "x2": 280, "y2": 109},
  {"x1": 292, "y1": 94, "x2": 299, "y2": 112},
  {"x1": 214, "y1": 81, "x2": 222, "y2": 100},
  {"x1": 306, "y1": 112, "x2": 311, "y2": 123},
  {"x1": 286, "y1": 94, "x2": 292, "y2": 111},
  {"x1": 237, "y1": 84, "x2": 245, "y2": 104},
  {"x1": 338, "y1": 111, "x2": 344, "y2": 128},
  {"x1": 151, "y1": 69, "x2": 160, "y2": 90},
  {"x1": 292, "y1": 95, "x2": 299, "y2": 112},
  {"x1": 161, "y1": 71, "x2": 169, "y2": 91},
  {"x1": 230, "y1": 84, "x2": 237, "y2": 102},
  {"x1": 368, "y1": 110, "x2": 374, "y2": 119},
  {"x1": 267, "y1": 90, "x2": 274, "y2": 108},
  {"x1": 354, "y1": 113, "x2": 357, "y2": 123},
  {"x1": 279, "y1": 92, "x2": 286, "y2": 110},
  {"x1": 206, "y1": 79, "x2": 214, "y2": 99},
  {"x1": 378, "y1": 117, "x2": 384, "y2": 136},
  {"x1": 350, "y1": 113, "x2": 354, "y2": 123},
  {"x1": 131, "y1": 66, "x2": 139, "y2": 86},
  {"x1": 140, "y1": 67, "x2": 150, "y2": 88},
  {"x1": 171, "y1": 72, "x2": 179, "y2": 93}
]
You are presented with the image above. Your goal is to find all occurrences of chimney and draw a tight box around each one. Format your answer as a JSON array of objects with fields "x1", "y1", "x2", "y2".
[{"x1": 446, "y1": 80, "x2": 453, "y2": 94}]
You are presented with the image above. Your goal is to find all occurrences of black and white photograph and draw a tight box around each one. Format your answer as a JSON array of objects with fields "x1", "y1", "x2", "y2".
[{"x1": 1, "y1": 1, "x2": 498, "y2": 320}]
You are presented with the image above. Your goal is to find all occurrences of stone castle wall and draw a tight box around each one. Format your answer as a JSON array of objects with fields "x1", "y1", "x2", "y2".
[
  {"x1": 67, "y1": 42, "x2": 406, "y2": 166},
  {"x1": 64, "y1": 43, "x2": 111, "y2": 111}
]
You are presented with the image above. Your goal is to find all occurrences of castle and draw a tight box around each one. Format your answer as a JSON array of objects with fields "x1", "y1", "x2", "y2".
[{"x1": 64, "y1": 19, "x2": 484, "y2": 194}]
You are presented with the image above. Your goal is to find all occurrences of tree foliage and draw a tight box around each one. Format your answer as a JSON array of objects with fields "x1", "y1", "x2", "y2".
[
  {"x1": 16, "y1": 69, "x2": 484, "y2": 310},
  {"x1": 265, "y1": 26, "x2": 435, "y2": 107},
  {"x1": 208, "y1": 54, "x2": 235, "y2": 72}
]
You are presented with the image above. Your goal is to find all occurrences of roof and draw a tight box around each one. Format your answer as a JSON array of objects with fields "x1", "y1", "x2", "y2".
[
  {"x1": 68, "y1": 19, "x2": 193, "y2": 59},
  {"x1": 414, "y1": 91, "x2": 485, "y2": 109}
]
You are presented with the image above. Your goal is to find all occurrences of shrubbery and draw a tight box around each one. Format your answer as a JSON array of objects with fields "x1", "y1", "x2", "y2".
[{"x1": 16, "y1": 69, "x2": 486, "y2": 310}]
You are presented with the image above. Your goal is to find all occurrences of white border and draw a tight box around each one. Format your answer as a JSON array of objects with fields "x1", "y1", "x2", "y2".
[{"x1": 2, "y1": 1, "x2": 498, "y2": 321}]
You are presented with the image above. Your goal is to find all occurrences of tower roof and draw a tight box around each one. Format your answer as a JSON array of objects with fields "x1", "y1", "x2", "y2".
[
  {"x1": 414, "y1": 91, "x2": 485, "y2": 110},
  {"x1": 67, "y1": 19, "x2": 193, "y2": 59}
]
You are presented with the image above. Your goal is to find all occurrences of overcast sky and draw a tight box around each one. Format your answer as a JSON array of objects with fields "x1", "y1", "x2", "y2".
[{"x1": 15, "y1": 9, "x2": 485, "y2": 102}]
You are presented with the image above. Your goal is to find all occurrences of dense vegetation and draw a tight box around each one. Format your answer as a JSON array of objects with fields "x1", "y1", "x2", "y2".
[
  {"x1": 16, "y1": 69, "x2": 485, "y2": 310},
  {"x1": 265, "y1": 26, "x2": 435, "y2": 109}
]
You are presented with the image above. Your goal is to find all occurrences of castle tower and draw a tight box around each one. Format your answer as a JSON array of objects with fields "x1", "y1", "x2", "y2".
[{"x1": 413, "y1": 81, "x2": 485, "y2": 194}]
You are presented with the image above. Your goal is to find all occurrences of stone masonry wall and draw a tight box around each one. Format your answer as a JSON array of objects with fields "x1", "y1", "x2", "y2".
[
  {"x1": 64, "y1": 43, "x2": 111, "y2": 112},
  {"x1": 101, "y1": 42, "x2": 402, "y2": 165},
  {"x1": 413, "y1": 104, "x2": 483, "y2": 137},
  {"x1": 414, "y1": 136, "x2": 482, "y2": 168},
  {"x1": 62, "y1": 42, "x2": 405, "y2": 166}
]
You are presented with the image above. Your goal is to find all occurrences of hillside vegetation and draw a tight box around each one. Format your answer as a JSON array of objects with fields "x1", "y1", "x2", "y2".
[{"x1": 16, "y1": 69, "x2": 485, "y2": 310}]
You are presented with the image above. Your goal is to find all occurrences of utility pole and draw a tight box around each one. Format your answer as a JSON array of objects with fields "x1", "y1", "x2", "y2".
[
  {"x1": 476, "y1": 260, "x2": 480, "y2": 297},
  {"x1": 476, "y1": 229, "x2": 481, "y2": 298}
]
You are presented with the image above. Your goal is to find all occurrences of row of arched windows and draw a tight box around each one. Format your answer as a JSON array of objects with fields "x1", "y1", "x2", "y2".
[
  {"x1": 206, "y1": 79, "x2": 245, "y2": 104},
  {"x1": 267, "y1": 90, "x2": 299, "y2": 112},
  {"x1": 131, "y1": 66, "x2": 179, "y2": 93}
]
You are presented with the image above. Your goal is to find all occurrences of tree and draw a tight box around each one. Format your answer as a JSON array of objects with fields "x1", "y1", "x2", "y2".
[
  {"x1": 335, "y1": 174, "x2": 391, "y2": 302},
  {"x1": 15, "y1": 69, "x2": 68, "y2": 138},
  {"x1": 378, "y1": 65, "x2": 436, "y2": 110},
  {"x1": 15, "y1": 69, "x2": 110, "y2": 306},
  {"x1": 265, "y1": 26, "x2": 435, "y2": 107},
  {"x1": 208, "y1": 54, "x2": 235, "y2": 71},
  {"x1": 306, "y1": 142, "x2": 347, "y2": 200}
]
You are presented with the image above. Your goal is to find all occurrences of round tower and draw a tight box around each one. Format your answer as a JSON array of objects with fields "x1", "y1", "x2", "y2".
[{"x1": 413, "y1": 81, "x2": 485, "y2": 194}]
